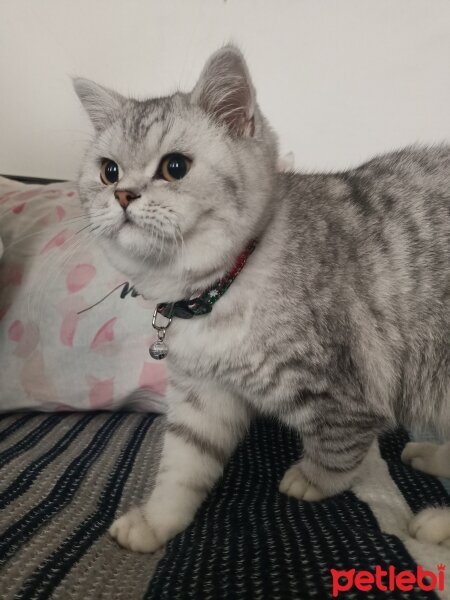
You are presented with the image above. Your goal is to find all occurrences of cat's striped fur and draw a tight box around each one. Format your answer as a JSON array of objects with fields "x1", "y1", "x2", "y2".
[{"x1": 75, "y1": 46, "x2": 450, "y2": 552}]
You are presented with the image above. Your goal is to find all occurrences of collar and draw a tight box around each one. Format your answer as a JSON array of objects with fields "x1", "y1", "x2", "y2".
[{"x1": 156, "y1": 240, "x2": 257, "y2": 320}]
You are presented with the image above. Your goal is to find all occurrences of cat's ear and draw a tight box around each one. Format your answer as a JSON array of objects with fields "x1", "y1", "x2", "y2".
[
  {"x1": 73, "y1": 78, "x2": 125, "y2": 132},
  {"x1": 191, "y1": 45, "x2": 256, "y2": 137}
]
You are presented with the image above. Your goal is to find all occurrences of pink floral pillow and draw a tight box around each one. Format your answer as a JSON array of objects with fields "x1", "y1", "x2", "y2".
[{"x1": 0, "y1": 176, "x2": 167, "y2": 412}]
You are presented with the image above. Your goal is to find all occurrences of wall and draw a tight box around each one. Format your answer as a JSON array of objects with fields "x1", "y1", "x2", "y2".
[{"x1": 1, "y1": 0, "x2": 449, "y2": 179}]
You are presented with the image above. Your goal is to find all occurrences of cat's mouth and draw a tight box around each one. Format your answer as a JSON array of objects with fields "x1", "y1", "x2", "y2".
[
  {"x1": 107, "y1": 213, "x2": 145, "y2": 239},
  {"x1": 120, "y1": 213, "x2": 140, "y2": 229},
  {"x1": 108, "y1": 210, "x2": 179, "y2": 260}
]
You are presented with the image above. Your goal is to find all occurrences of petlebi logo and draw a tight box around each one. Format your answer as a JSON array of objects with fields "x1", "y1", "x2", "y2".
[{"x1": 330, "y1": 564, "x2": 446, "y2": 596}]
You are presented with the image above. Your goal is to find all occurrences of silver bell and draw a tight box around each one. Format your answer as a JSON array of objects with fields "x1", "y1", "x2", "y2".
[{"x1": 149, "y1": 339, "x2": 169, "y2": 360}]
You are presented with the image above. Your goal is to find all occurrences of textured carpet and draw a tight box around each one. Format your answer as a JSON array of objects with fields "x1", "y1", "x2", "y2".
[
  {"x1": 0, "y1": 413, "x2": 449, "y2": 599},
  {"x1": 0, "y1": 413, "x2": 165, "y2": 600}
]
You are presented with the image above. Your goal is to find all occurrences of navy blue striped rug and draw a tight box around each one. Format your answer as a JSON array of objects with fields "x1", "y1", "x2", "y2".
[
  {"x1": 146, "y1": 420, "x2": 449, "y2": 600},
  {"x1": 0, "y1": 414, "x2": 449, "y2": 599}
]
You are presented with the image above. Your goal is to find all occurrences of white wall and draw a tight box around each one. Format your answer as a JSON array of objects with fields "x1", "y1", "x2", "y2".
[{"x1": 1, "y1": 0, "x2": 449, "y2": 180}]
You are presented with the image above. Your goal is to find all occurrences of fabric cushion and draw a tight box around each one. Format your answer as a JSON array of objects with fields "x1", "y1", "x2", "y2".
[{"x1": 0, "y1": 176, "x2": 166, "y2": 412}]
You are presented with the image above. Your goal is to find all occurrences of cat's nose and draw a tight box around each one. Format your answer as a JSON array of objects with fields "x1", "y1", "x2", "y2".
[{"x1": 114, "y1": 189, "x2": 141, "y2": 210}]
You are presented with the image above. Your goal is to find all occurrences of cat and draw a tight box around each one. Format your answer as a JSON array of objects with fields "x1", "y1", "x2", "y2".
[
  {"x1": 74, "y1": 45, "x2": 450, "y2": 552},
  {"x1": 402, "y1": 441, "x2": 450, "y2": 548}
]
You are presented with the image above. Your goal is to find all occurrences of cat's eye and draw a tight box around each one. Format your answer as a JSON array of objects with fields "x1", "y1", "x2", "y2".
[
  {"x1": 100, "y1": 159, "x2": 120, "y2": 185},
  {"x1": 158, "y1": 154, "x2": 191, "y2": 182}
]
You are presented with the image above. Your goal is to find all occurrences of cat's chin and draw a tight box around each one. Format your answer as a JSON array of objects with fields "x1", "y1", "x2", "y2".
[{"x1": 111, "y1": 222, "x2": 174, "y2": 263}]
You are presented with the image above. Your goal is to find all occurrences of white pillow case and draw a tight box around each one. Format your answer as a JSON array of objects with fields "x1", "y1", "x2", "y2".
[{"x1": 0, "y1": 176, "x2": 167, "y2": 412}]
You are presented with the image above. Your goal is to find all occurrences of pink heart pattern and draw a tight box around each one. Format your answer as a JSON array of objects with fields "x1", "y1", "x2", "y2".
[
  {"x1": 87, "y1": 376, "x2": 114, "y2": 408},
  {"x1": 40, "y1": 229, "x2": 72, "y2": 254},
  {"x1": 66, "y1": 263, "x2": 96, "y2": 294},
  {"x1": 90, "y1": 318, "x2": 117, "y2": 350},
  {"x1": 8, "y1": 320, "x2": 24, "y2": 342}
]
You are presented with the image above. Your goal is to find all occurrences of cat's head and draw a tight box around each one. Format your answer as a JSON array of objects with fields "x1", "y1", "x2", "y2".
[{"x1": 74, "y1": 46, "x2": 278, "y2": 294}]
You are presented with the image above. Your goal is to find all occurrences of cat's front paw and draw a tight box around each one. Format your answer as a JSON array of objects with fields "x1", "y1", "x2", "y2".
[
  {"x1": 279, "y1": 464, "x2": 325, "y2": 501},
  {"x1": 409, "y1": 507, "x2": 450, "y2": 547},
  {"x1": 109, "y1": 507, "x2": 162, "y2": 553}
]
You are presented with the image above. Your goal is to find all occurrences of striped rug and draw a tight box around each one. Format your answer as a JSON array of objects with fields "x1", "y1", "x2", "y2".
[{"x1": 0, "y1": 413, "x2": 449, "y2": 599}]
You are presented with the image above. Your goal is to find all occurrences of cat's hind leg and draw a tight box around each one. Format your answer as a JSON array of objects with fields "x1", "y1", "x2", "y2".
[
  {"x1": 401, "y1": 441, "x2": 450, "y2": 478},
  {"x1": 409, "y1": 507, "x2": 450, "y2": 548},
  {"x1": 278, "y1": 432, "x2": 376, "y2": 501},
  {"x1": 279, "y1": 394, "x2": 387, "y2": 500},
  {"x1": 402, "y1": 441, "x2": 450, "y2": 546}
]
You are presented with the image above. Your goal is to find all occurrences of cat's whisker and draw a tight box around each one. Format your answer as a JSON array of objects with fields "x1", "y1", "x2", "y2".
[
  {"x1": 2, "y1": 221, "x2": 88, "y2": 254},
  {"x1": 74, "y1": 223, "x2": 95, "y2": 235},
  {"x1": 60, "y1": 210, "x2": 106, "y2": 224},
  {"x1": 157, "y1": 226, "x2": 166, "y2": 264},
  {"x1": 171, "y1": 224, "x2": 186, "y2": 291},
  {"x1": 3, "y1": 227, "x2": 60, "y2": 253},
  {"x1": 175, "y1": 223, "x2": 187, "y2": 288},
  {"x1": 168, "y1": 224, "x2": 180, "y2": 267},
  {"x1": 163, "y1": 216, "x2": 182, "y2": 269},
  {"x1": 146, "y1": 220, "x2": 159, "y2": 260},
  {"x1": 26, "y1": 225, "x2": 98, "y2": 323},
  {"x1": 27, "y1": 232, "x2": 86, "y2": 320},
  {"x1": 34, "y1": 230, "x2": 97, "y2": 322},
  {"x1": 1, "y1": 208, "x2": 105, "y2": 252}
]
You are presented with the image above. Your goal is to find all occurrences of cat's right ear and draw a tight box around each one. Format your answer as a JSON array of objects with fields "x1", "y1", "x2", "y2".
[
  {"x1": 191, "y1": 45, "x2": 256, "y2": 137},
  {"x1": 73, "y1": 78, "x2": 125, "y2": 132}
]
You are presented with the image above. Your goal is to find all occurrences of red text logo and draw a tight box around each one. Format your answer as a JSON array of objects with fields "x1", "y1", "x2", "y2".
[{"x1": 330, "y1": 564, "x2": 445, "y2": 596}]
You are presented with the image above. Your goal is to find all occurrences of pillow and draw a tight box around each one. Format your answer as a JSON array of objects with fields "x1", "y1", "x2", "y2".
[{"x1": 0, "y1": 176, "x2": 167, "y2": 412}]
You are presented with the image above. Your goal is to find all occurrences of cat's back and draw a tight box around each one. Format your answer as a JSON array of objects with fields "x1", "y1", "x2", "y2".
[
  {"x1": 281, "y1": 145, "x2": 450, "y2": 217},
  {"x1": 349, "y1": 145, "x2": 450, "y2": 216},
  {"x1": 279, "y1": 145, "x2": 450, "y2": 271},
  {"x1": 275, "y1": 145, "x2": 449, "y2": 362},
  {"x1": 344, "y1": 145, "x2": 450, "y2": 289},
  {"x1": 354, "y1": 145, "x2": 450, "y2": 183},
  {"x1": 275, "y1": 146, "x2": 449, "y2": 429}
]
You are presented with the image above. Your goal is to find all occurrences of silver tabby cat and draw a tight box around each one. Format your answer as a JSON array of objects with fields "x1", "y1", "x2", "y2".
[{"x1": 74, "y1": 46, "x2": 450, "y2": 552}]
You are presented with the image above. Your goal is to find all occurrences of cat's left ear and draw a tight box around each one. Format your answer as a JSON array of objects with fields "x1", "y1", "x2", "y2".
[
  {"x1": 73, "y1": 78, "x2": 125, "y2": 132},
  {"x1": 191, "y1": 45, "x2": 256, "y2": 137}
]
